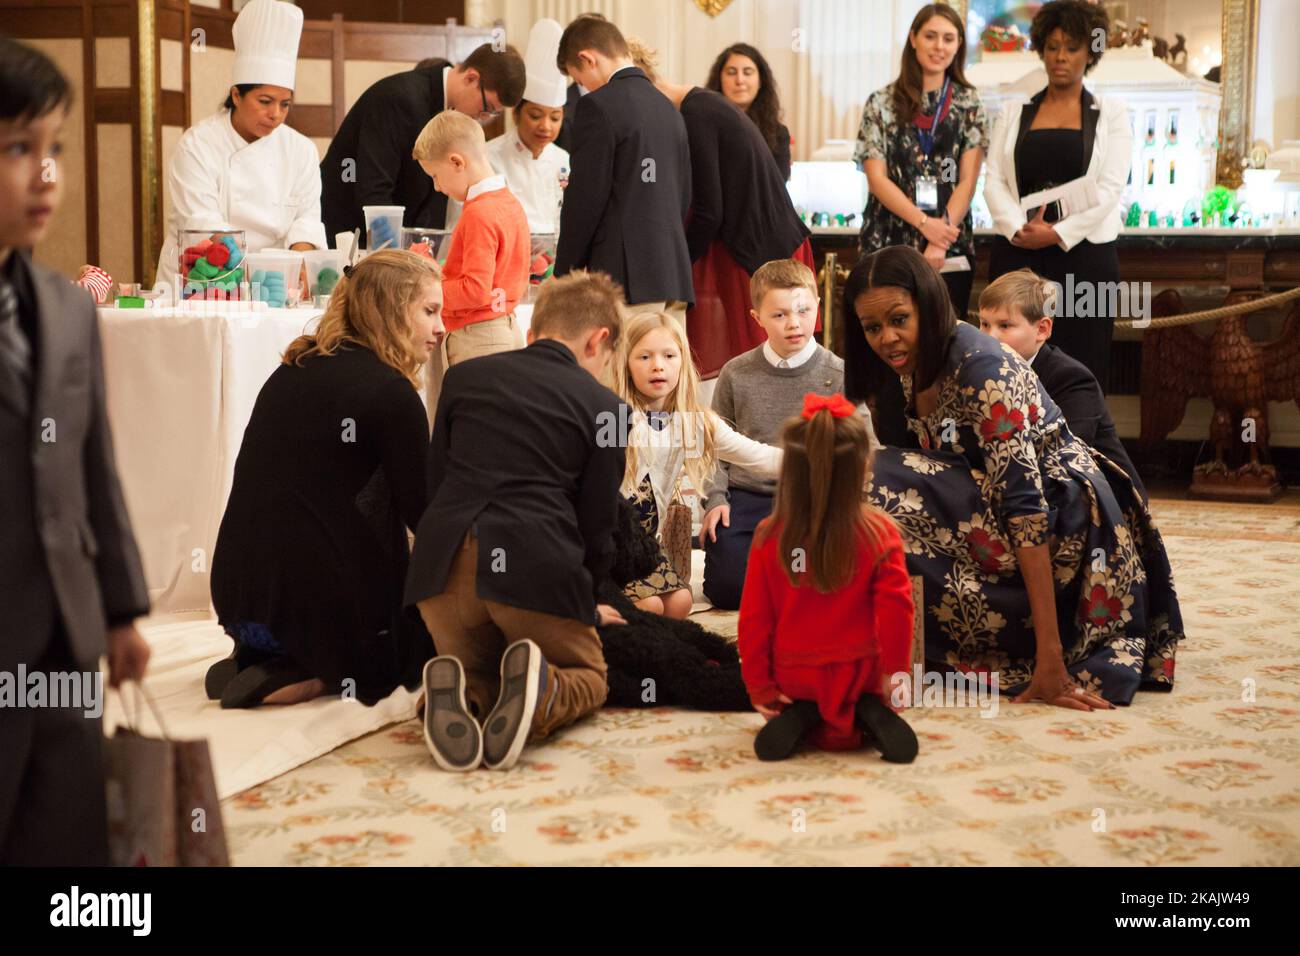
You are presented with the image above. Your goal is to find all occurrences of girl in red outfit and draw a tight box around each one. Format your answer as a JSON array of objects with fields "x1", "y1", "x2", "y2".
[{"x1": 738, "y1": 392, "x2": 918, "y2": 762}]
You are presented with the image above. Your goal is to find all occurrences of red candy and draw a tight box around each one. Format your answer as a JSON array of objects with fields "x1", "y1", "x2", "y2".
[{"x1": 205, "y1": 242, "x2": 231, "y2": 268}]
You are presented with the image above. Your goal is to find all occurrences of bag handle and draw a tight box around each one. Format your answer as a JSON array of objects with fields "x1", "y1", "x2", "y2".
[{"x1": 119, "y1": 679, "x2": 172, "y2": 741}]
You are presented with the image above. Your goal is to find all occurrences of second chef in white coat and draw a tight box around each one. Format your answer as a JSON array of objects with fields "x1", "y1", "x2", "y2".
[
  {"x1": 155, "y1": 0, "x2": 325, "y2": 294},
  {"x1": 448, "y1": 19, "x2": 570, "y2": 236}
]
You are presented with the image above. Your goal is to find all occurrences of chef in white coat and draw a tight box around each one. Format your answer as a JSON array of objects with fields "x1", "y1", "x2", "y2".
[
  {"x1": 155, "y1": 0, "x2": 325, "y2": 294},
  {"x1": 448, "y1": 19, "x2": 570, "y2": 236}
]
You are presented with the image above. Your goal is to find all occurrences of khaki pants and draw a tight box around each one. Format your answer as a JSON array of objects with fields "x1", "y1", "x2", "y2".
[
  {"x1": 416, "y1": 533, "x2": 607, "y2": 741},
  {"x1": 425, "y1": 313, "x2": 525, "y2": 428},
  {"x1": 627, "y1": 300, "x2": 688, "y2": 323}
]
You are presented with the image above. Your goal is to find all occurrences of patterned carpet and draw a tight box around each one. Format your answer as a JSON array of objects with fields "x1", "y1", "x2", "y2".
[{"x1": 222, "y1": 496, "x2": 1300, "y2": 866}]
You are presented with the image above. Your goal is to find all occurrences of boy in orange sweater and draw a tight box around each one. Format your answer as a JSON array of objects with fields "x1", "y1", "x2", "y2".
[{"x1": 413, "y1": 110, "x2": 530, "y2": 410}]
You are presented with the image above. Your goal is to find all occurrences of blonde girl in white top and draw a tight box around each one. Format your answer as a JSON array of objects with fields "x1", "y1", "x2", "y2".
[{"x1": 613, "y1": 311, "x2": 781, "y2": 618}]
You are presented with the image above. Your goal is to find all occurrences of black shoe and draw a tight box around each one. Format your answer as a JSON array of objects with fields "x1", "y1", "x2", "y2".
[
  {"x1": 753, "y1": 700, "x2": 821, "y2": 761},
  {"x1": 855, "y1": 694, "x2": 918, "y2": 763},
  {"x1": 219, "y1": 658, "x2": 314, "y2": 709},
  {"x1": 422, "y1": 656, "x2": 482, "y2": 772},
  {"x1": 205, "y1": 654, "x2": 239, "y2": 700},
  {"x1": 205, "y1": 641, "x2": 275, "y2": 700},
  {"x1": 482, "y1": 640, "x2": 548, "y2": 771}
]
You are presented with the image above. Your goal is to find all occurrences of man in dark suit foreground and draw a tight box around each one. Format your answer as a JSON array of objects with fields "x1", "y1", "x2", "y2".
[
  {"x1": 0, "y1": 37, "x2": 151, "y2": 865},
  {"x1": 405, "y1": 270, "x2": 628, "y2": 774},
  {"x1": 979, "y1": 268, "x2": 1147, "y2": 502},
  {"x1": 553, "y1": 16, "x2": 693, "y2": 312}
]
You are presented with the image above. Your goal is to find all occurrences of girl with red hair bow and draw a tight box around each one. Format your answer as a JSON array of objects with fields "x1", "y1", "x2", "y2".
[{"x1": 738, "y1": 392, "x2": 918, "y2": 762}]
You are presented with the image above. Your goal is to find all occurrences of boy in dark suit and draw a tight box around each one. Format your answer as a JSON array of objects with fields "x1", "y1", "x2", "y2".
[
  {"x1": 405, "y1": 271, "x2": 628, "y2": 773},
  {"x1": 320, "y1": 44, "x2": 526, "y2": 239},
  {"x1": 0, "y1": 38, "x2": 151, "y2": 865},
  {"x1": 979, "y1": 268, "x2": 1147, "y2": 502},
  {"x1": 553, "y1": 17, "x2": 693, "y2": 312}
]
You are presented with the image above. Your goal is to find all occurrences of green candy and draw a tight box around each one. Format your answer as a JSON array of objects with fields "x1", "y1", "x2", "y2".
[
  {"x1": 313, "y1": 267, "x2": 339, "y2": 297},
  {"x1": 191, "y1": 257, "x2": 220, "y2": 279}
]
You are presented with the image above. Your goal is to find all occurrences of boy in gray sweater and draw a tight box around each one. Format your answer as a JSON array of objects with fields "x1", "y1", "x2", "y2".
[{"x1": 700, "y1": 259, "x2": 844, "y2": 609}]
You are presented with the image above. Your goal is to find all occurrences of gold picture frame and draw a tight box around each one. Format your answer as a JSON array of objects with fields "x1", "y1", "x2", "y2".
[{"x1": 1215, "y1": 0, "x2": 1259, "y2": 189}]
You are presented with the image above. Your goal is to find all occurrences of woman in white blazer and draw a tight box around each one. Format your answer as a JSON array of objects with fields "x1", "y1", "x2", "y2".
[
  {"x1": 984, "y1": 0, "x2": 1132, "y2": 390},
  {"x1": 155, "y1": 0, "x2": 325, "y2": 295}
]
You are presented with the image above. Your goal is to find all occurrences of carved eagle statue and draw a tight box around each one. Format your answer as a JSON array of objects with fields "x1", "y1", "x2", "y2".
[{"x1": 1140, "y1": 289, "x2": 1300, "y2": 481}]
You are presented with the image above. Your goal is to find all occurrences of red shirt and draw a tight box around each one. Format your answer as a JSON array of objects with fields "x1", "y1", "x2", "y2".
[
  {"x1": 441, "y1": 186, "x2": 530, "y2": 332},
  {"x1": 737, "y1": 513, "x2": 914, "y2": 707}
]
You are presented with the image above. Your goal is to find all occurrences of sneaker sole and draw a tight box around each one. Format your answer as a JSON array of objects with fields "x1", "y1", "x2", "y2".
[
  {"x1": 482, "y1": 640, "x2": 542, "y2": 771},
  {"x1": 422, "y1": 657, "x2": 483, "y2": 772}
]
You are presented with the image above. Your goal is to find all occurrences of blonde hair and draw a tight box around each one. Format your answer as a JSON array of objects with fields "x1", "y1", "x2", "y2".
[
  {"x1": 758, "y1": 405, "x2": 892, "y2": 592},
  {"x1": 979, "y1": 268, "x2": 1058, "y2": 323},
  {"x1": 531, "y1": 269, "x2": 625, "y2": 347},
  {"x1": 612, "y1": 311, "x2": 718, "y2": 495},
  {"x1": 282, "y1": 249, "x2": 441, "y2": 388},
  {"x1": 750, "y1": 258, "x2": 818, "y2": 313},
  {"x1": 412, "y1": 109, "x2": 487, "y2": 164},
  {"x1": 626, "y1": 36, "x2": 659, "y2": 82}
]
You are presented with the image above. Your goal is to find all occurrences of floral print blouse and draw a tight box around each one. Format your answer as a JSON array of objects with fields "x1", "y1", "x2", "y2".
[{"x1": 852, "y1": 81, "x2": 989, "y2": 258}]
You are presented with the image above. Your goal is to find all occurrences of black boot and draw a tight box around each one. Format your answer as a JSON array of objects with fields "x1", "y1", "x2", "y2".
[
  {"x1": 754, "y1": 700, "x2": 821, "y2": 761},
  {"x1": 855, "y1": 694, "x2": 918, "y2": 763}
]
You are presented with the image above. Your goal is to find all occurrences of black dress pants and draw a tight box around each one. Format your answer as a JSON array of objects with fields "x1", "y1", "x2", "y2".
[{"x1": 0, "y1": 623, "x2": 109, "y2": 865}]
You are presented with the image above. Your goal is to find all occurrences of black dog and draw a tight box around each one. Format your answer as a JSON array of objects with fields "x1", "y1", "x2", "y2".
[{"x1": 597, "y1": 499, "x2": 752, "y2": 711}]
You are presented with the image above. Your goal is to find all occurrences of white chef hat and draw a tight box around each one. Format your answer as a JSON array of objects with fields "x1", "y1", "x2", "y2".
[
  {"x1": 232, "y1": 0, "x2": 303, "y2": 91},
  {"x1": 522, "y1": 19, "x2": 567, "y2": 108}
]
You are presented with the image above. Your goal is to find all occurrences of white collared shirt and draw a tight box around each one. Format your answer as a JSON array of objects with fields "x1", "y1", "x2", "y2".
[
  {"x1": 1028, "y1": 346, "x2": 1042, "y2": 366},
  {"x1": 465, "y1": 174, "x2": 507, "y2": 203},
  {"x1": 763, "y1": 335, "x2": 818, "y2": 369}
]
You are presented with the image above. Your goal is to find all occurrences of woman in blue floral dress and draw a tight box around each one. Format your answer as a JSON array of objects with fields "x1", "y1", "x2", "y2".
[{"x1": 851, "y1": 246, "x2": 1183, "y2": 709}]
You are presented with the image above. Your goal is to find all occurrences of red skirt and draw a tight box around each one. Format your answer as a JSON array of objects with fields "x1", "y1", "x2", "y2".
[{"x1": 687, "y1": 238, "x2": 817, "y2": 380}]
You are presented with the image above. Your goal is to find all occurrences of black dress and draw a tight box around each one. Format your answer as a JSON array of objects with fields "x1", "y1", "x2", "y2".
[
  {"x1": 211, "y1": 345, "x2": 431, "y2": 704},
  {"x1": 989, "y1": 123, "x2": 1122, "y2": 391}
]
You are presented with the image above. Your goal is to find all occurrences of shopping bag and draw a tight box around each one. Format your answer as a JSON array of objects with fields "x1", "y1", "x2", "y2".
[
  {"x1": 104, "y1": 681, "x2": 230, "y2": 866},
  {"x1": 660, "y1": 482, "x2": 694, "y2": 585}
]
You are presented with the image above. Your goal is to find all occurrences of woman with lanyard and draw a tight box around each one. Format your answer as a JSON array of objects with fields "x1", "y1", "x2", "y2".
[
  {"x1": 154, "y1": 0, "x2": 325, "y2": 296},
  {"x1": 847, "y1": 2, "x2": 987, "y2": 447}
]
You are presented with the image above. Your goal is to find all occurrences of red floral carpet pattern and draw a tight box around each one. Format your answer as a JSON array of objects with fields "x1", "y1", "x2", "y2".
[{"x1": 222, "y1": 498, "x2": 1300, "y2": 866}]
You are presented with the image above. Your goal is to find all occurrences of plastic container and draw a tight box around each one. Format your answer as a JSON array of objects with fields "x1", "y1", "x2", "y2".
[
  {"x1": 243, "y1": 251, "x2": 305, "y2": 309},
  {"x1": 303, "y1": 249, "x2": 347, "y2": 300},
  {"x1": 178, "y1": 228, "x2": 247, "y2": 301},
  {"x1": 363, "y1": 205, "x2": 404, "y2": 252},
  {"x1": 400, "y1": 227, "x2": 453, "y2": 263},
  {"x1": 524, "y1": 232, "x2": 558, "y2": 303}
]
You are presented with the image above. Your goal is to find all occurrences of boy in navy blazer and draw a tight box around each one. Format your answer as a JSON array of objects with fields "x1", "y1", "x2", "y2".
[
  {"x1": 979, "y1": 269, "x2": 1147, "y2": 502},
  {"x1": 553, "y1": 16, "x2": 693, "y2": 310}
]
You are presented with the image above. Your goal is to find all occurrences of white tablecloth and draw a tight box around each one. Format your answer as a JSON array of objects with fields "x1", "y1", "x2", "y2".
[
  {"x1": 99, "y1": 302, "x2": 534, "y2": 614},
  {"x1": 99, "y1": 305, "x2": 324, "y2": 612}
]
